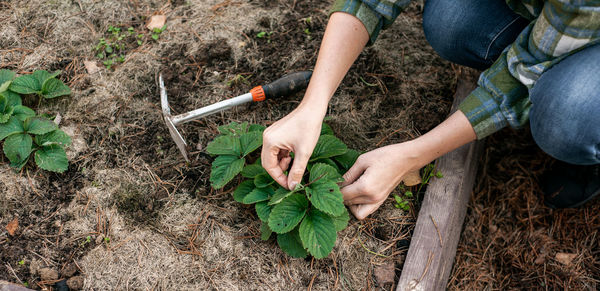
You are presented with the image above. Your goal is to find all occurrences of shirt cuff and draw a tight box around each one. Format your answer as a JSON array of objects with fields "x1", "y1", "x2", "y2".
[
  {"x1": 330, "y1": 0, "x2": 383, "y2": 45},
  {"x1": 458, "y1": 86, "x2": 508, "y2": 139}
]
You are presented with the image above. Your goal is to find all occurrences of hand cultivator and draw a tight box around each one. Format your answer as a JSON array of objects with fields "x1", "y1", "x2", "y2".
[{"x1": 159, "y1": 71, "x2": 312, "y2": 161}]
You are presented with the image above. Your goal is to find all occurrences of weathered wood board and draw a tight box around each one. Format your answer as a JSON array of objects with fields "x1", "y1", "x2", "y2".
[{"x1": 397, "y1": 72, "x2": 483, "y2": 291}]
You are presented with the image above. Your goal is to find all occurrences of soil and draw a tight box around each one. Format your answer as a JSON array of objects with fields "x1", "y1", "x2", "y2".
[{"x1": 1, "y1": 0, "x2": 596, "y2": 290}]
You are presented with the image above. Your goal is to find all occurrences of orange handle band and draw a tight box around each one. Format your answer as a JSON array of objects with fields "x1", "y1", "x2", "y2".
[{"x1": 250, "y1": 86, "x2": 266, "y2": 102}]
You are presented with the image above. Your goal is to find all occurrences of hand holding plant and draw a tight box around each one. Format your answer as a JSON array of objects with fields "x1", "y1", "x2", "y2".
[{"x1": 341, "y1": 142, "x2": 424, "y2": 220}]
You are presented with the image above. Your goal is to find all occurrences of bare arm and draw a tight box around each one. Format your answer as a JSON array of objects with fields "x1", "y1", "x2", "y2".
[
  {"x1": 342, "y1": 111, "x2": 476, "y2": 219},
  {"x1": 261, "y1": 12, "x2": 369, "y2": 189}
]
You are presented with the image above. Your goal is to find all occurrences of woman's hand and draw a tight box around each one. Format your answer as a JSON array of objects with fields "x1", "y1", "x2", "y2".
[
  {"x1": 341, "y1": 111, "x2": 478, "y2": 220},
  {"x1": 341, "y1": 143, "x2": 422, "y2": 220},
  {"x1": 261, "y1": 106, "x2": 324, "y2": 190}
]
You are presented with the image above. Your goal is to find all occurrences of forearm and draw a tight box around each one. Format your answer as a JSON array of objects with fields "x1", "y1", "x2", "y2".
[
  {"x1": 398, "y1": 111, "x2": 477, "y2": 170},
  {"x1": 299, "y1": 12, "x2": 369, "y2": 114}
]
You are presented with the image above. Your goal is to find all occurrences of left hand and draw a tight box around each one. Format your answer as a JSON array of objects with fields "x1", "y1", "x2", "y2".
[{"x1": 340, "y1": 142, "x2": 422, "y2": 220}]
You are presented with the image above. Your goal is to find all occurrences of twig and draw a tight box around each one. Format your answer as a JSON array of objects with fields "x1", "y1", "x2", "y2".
[
  {"x1": 418, "y1": 251, "x2": 434, "y2": 282},
  {"x1": 430, "y1": 215, "x2": 443, "y2": 247},
  {"x1": 5, "y1": 263, "x2": 23, "y2": 284}
]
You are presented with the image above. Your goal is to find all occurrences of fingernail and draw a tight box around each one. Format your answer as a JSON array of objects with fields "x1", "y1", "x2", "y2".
[{"x1": 289, "y1": 181, "x2": 297, "y2": 191}]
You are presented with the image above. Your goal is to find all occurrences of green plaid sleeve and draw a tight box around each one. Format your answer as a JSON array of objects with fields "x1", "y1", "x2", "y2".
[
  {"x1": 330, "y1": 0, "x2": 411, "y2": 45},
  {"x1": 460, "y1": 0, "x2": 600, "y2": 139}
]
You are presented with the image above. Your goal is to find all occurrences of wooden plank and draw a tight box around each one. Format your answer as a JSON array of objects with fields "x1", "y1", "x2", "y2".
[{"x1": 397, "y1": 71, "x2": 483, "y2": 291}]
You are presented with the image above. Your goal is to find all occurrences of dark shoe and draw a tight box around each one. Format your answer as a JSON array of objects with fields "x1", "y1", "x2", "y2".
[{"x1": 541, "y1": 161, "x2": 600, "y2": 208}]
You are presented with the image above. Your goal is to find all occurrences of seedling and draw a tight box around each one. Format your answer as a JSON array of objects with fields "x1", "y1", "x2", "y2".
[
  {"x1": 151, "y1": 24, "x2": 167, "y2": 41},
  {"x1": 94, "y1": 25, "x2": 141, "y2": 69},
  {"x1": 80, "y1": 235, "x2": 92, "y2": 246},
  {"x1": 207, "y1": 121, "x2": 359, "y2": 258},
  {"x1": 393, "y1": 190, "x2": 413, "y2": 211},
  {"x1": 226, "y1": 74, "x2": 251, "y2": 87},
  {"x1": 256, "y1": 31, "x2": 273, "y2": 43},
  {"x1": 17, "y1": 259, "x2": 25, "y2": 265},
  {"x1": 0, "y1": 69, "x2": 72, "y2": 173},
  {"x1": 303, "y1": 28, "x2": 311, "y2": 40}
]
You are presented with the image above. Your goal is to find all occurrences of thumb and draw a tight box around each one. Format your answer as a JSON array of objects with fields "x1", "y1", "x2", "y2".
[
  {"x1": 341, "y1": 157, "x2": 367, "y2": 187},
  {"x1": 287, "y1": 151, "x2": 310, "y2": 190}
]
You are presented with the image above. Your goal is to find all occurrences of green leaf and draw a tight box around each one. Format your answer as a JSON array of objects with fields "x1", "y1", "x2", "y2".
[
  {"x1": 311, "y1": 158, "x2": 341, "y2": 175},
  {"x1": 205, "y1": 135, "x2": 242, "y2": 156},
  {"x1": 331, "y1": 210, "x2": 350, "y2": 231},
  {"x1": 299, "y1": 209, "x2": 336, "y2": 259},
  {"x1": 0, "y1": 116, "x2": 24, "y2": 140},
  {"x1": 268, "y1": 187, "x2": 294, "y2": 206},
  {"x1": 255, "y1": 201, "x2": 272, "y2": 222},
  {"x1": 334, "y1": 149, "x2": 360, "y2": 172},
  {"x1": 233, "y1": 180, "x2": 255, "y2": 203},
  {"x1": 310, "y1": 135, "x2": 348, "y2": 161},
  {"x1": 0, "y1": 70, "x2": 15, "y2": 87},
  {"x1": 9, "y1": 75, "x2": 40, "y2": 95},
  {"x1": 306, "y1": 181, "x2": 345, "y2": 216},
  {"x1": 34, "y1": 144, "x2": 68, "y2": 173},
  {"x1": 260, "y1": 222, "x2": 272, "y2": 241},
  {"x1": 12, "y1": 106, "x2": 35, "y2": 122},
  {"x1": 41, "y1": 78, "x2": 71, "y2": 99},
  {"x1": 249, "y1": 124, "x2": 266, "y2": 132},
  {"x1": 240, "y1": 131, "x2": 262, "y2": 157},
  {"x1": 320, "y1": 122, "x2": 334, "y2": 136},
  {"x1": 3, "y1": 133, "x2": 32, "y2": 167},
  {"x1": 268, "y1": 193, "x2": 308, "y2": 234},
  {"x1": 241, "y1": 163, "x2": 266, "y2": 178},
  {"x1": 309, "y1": 163, "x2": 343, "y2": 183},
  {"x1": 34, "y1": 128, "x2": 72, "y2": 147},
  {"x1": 277, "y1": 228, "x2": 308, "y2": 258},
  {"x1": 218, "y1": 121, "x2": 249, "y2": 136},
  {"x1": 24, "y1": 117, "x2": 57, "y2": 135},
  {"x1": 32, "y1": 70, "x2": 60, "y2": 85},
  {"x1": 0, "y1": 106, "x2": 13, "y2": 124},
  {"x1": 1, "y1": 90, "x2": 23, "y2": 107},
  {"x1": 242, "y1": 187, "x2": 273, "y2": 204},
  {"x1": 254, "y1": 173, "x2": 274, "y2": 188},
  {"x1": 209, "y1": 155, "x2": 245, "y2": 189}
]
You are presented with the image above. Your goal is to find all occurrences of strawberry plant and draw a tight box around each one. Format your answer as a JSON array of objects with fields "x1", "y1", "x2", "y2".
[
  {"x1": 207, "y1": 121, "x2": 359, "y2": 258},
  {"x1": 0, "y1": 69, "x2": 72, "y2": 172}
]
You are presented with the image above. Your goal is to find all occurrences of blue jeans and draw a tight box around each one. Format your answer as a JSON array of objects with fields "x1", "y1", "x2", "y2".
[{"x1": 423, "y1": 0, "x2": 600, "y2": 165}]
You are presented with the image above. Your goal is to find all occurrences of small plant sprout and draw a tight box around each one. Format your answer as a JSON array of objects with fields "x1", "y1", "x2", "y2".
[
  {"x1": 18, "y1": 259, "x2": 25, "y2": 265},
  {"x1": 80, "y1": 235, "x2": 92, "y2": 246},
  {"x1": 226, "y1": 74, "x2": 251, "y2": 87},
  {"x1": 207, "y1": 121, "x2": 358, "y2": 258},
  {"x1": 151, "y1": 24, "x2": 167, "y2": 41},
  {"x1": 95, "y1": 24, "x2": 141, "y2": 69},
  {"x1": 256, "y1": 31, "x2": 273, "y2": 43}
]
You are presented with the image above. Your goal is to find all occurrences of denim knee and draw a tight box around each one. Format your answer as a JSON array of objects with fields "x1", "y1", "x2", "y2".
[
  {"x1": 529, "y1": 45, "x2": 600, "y2": 165},
  {"x1": 423, "y1": 0, "x2": 528, "y2": 70}
]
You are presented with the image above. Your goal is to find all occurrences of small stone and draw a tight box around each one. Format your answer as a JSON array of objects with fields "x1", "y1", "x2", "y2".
[
  {"x1": 60, "y1": 263, "x2": 77, "y2": 277},
  {"x1": 67, "y1": 276, "x2": 84, "y2": 290},
  {"x1": 95, "y1": 234, "x2": 104, "y2": 245},
  {"x1": 374, "y1": 261, "x2": 396, "y2": 285},
  {"x1": 555, "y1": 253, "x2": 577, "y2": 265},
  {"x1": 83, "y1": 61, "x2": 100, "y2": 74},
  {"x1": 146, "y1": 15, "x2": 166, "y2": 30},
  {"x1": 39, "y1": 268, "x2": 59, "y2": 281}
]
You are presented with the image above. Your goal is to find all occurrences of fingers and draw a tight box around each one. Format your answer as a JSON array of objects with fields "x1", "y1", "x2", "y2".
[
  {"x1": 278, "y1": 156, "x2": 291, "y2": 172},
  {"x1": 349, "y1": 200, "x2": 385, "y2": 220},
  {"x1": 261, "y1": 143, "x2": 288, "y2": 188},
  {"x1": 287, "y1": 150, "x2": 310, "y2": 190},
  {"x1": 341, "y1": 156, "x2": 367, "y2": 187},
  {"x1": 340, "y1": 158, "x2": 368, "y2": 201}
]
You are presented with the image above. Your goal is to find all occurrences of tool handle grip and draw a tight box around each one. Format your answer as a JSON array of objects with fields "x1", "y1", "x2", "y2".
[{"x1": 250, "y1": 71, "x2": 312, "y2": 101}]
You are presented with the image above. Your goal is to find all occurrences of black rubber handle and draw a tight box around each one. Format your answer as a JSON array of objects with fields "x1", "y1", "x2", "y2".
[{"x1": 262, "y1": 71, "x2": 312, "y2": 99}]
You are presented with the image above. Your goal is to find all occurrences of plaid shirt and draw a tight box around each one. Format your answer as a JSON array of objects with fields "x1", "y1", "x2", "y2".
[{"x1": 331, "y1": 0, "x2": 600, "y2": 139}]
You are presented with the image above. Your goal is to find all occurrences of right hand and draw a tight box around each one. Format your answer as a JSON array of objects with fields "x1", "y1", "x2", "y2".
[{"x1": 261, "y1": 106, "x2": 324, "y2": 190}]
